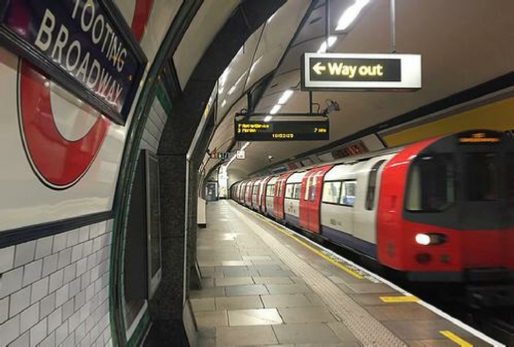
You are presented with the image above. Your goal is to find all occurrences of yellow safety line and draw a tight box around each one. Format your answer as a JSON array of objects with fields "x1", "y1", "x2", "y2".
[
  {"x1": 380, "y1": 295, "x2": 419, "y2": 303},
  {"x1": 440, "y1": 330, "x2": 474, "y2": 347},
  {"x1": 255, "y1": 214, "x2": 364, "y2": 279}
]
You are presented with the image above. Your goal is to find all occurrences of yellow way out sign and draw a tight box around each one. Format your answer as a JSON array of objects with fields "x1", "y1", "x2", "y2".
[{"x1": 302, "y1": 53, "x2": 421, "y2": 91}]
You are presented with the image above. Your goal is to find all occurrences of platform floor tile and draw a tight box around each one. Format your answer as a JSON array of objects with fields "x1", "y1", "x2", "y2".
[
  {"x1": 216, "y1": 326, "x2": 278, "y2": 346},
  {"x1": 195, "y1": 310, "x2": 228, "y2": 327},
  {"x1": 227, "y1": 308, "x2": 283, "y2": 326},
  {"x1": 265, "y1": 283, "x2": 313, "y2": 295},
  {"x1": 190, "y1": 298, "x2": 215, "y2": 312},
  {"x1": 215, "y1": 277, "x2": 254, "y2": 287},
  {"x1": 215, "y1": 295, "x2": 264, "y2": 310},
  {"x1": 278, "y1": 307, "x2": 337, "y2": 324},
  {"x1": 272, "y1": 323, "x2": 341, "y2": 344},
  {"x1": 252, "y1": 276, "x2": 294, "y2": 285},
  {"x1": 261, "y1": 294, "x2": 313, "y2": 308},
  {"x1": 225, "y1": 284, "x2": 269, "y2": 296}
]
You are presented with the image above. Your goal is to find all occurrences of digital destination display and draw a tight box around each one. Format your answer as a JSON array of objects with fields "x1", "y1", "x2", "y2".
[{"x1": 235, "y1": 114, "x2": 329, "y2": 141}]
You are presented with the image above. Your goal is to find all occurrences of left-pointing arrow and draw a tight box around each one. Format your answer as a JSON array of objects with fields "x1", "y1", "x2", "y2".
[{"x1": 312, "y1": 62, "x2": 326, "y2": 75}]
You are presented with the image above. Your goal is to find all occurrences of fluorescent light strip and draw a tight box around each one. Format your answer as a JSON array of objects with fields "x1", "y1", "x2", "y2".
[
  {"x1": 335, "y1": 0, "x2": 370, "y2": 32},
  {"x1": 278, "y1": 90, "x2": 293, "y2": 105},
  {"x1": 270, "y1": 105, "x2": 281, "y2": 114},
  {"x1": 264, "y1": 115, "x2": 273, "y2": 122},
  {"x1": 317, "y1": 36, "x2": 337, "y2": 53}
]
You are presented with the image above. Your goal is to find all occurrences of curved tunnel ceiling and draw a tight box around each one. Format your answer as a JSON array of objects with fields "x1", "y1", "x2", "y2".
[{"x1": 203, "y1": 0, "x2": 514, "y2": 179}]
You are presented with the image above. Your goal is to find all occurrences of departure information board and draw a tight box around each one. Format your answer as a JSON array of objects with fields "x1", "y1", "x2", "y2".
[{"x1": 235, "y1": 114, "x2": 329, "y2": 141}]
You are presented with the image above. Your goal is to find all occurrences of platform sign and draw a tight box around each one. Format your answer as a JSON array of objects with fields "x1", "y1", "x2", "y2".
[
  {"x1": 0, "y1": 0, "x2": 147, "y2": 125},
  {"x1": 235, "y1": 114, "x2": 329, "y2": 141},
  {"x1": 302, "y1": 53, "x2": 421, "y2": 91}
]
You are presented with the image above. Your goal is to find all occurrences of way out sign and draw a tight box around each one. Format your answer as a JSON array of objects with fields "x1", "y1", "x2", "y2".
[{"x1": 302, "y1": 53, "x2": 421, "y2": 91}]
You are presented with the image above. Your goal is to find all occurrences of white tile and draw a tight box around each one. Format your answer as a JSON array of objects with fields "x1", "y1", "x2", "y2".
[
  {"x1": 68, "y1": 310, "x2": 81, "y2": 332},
  {"x1": 62, "y1": 298, "x2": 74, "y2": 321},
  {"x1": 93, "y1": 237, "x2": 102, "y2": 253},
  {"x1": 75, "y1": 290, "x2": 86, "y2": 311},
  {"x1": 48, "y1": 270, "x2": 63, "y2": 293},
  {"x1": 0, "y1": 246, "x2": 15, "y2": 273},
  {"x1": 41, "y1": 254, "x2": 58, "y2": 278},
  {"x1": 55, "y1": 321, "x2": 68, "y2": 346},
  {"x1": 29, "y1": 318, "x2": 47, "y2": 347},
  {"x1": 30, "y1": 277, "x2": 49, "y2": 304},
  {"x1": 39, "y1": 293, "x2": 55, "y2": 319},
  {"x1": 66, "y1": 229, "x2": 80, "y2": 248},
  {"x1": 14, "y1": 242, "x2": 36, "y2": 268},
  {"x1": 71, "y1": 244, "x2": 84, "y2": 263},
  {"x1": 63, "y1": 264, "x2": 76, "y2": 285},
  {"x1": 19, "y1": 302, "x2": 39, "y2": 333},
  {"x1": 57, "y1": 249, "x2": 72, "y2": 270},
  {"x1": 8, "y1": 331, "x2": 29, "y2": 347},
  {"x1": 81, "y1": 272, "x2": 91, "y2": 291},
  {"x1": 75, "y1": 322, "x2": 86, "y2": 343},
  {"x1": 0, "y1": 267, "x2": 23, "y2": 298},
  {"x1": 10, "y1": 286, "x2": 31, "y2": 317},
  {"x1": 76, "y1": 259, "x2": 88, "y2": 277},
  {"x1": 35, "y1": 237, "x2": 53, "y2": 260},
  {"x1": 22, "y1": 260, "x2": 42, "y2": 287},
  {"x1": 55, "y1": 284, "x2": 69, "y2": 308},
  {"x1": 61, "y1": 331, "x2": 75, "y2": 347},
  {"x1": 87, "y1": 254, "x2": 97, "y2": 271},
  {"x1": 52, "y1": 234, "x2": 67, "y2": 254},
  {"x1": 0, "y1": 315, "x2": 20, "y2": 347},
  {"x1": 38, "y1": 331, "x2": 55, "y2": 347},
  {"x1": 47, "y1": 307, "x2": 62, "y2": 333},
  {"x1": 0, "y1": 296, "x2": 8, "y2": 324},
  {"x1": 89, "y1": 224, "x2": 100, "y2": 239},
  {"x1": 69, "y1": 278, "x2": 81, "y2": 298},
  {"x1": 83, "y1": 241, "x2": 93, "y2": 258},
  {"x1": 78, "y1": 226, "x2": 90, "y2": 244}
]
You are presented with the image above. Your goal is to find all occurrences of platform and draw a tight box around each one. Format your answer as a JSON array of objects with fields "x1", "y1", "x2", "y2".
[{"x1": 190, "y1": 200, "x2": 501, "y2": 347}]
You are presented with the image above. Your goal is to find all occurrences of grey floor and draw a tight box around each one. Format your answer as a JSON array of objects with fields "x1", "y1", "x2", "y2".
[{"x1": 191, "y1": 200, "x2": 493, "y2": 347}]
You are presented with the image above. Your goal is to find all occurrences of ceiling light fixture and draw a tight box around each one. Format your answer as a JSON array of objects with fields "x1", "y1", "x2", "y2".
[
  {"x1": 278, "y1": 90, "x2": 293, "y2": 105},
  {"x1": 221, "y1": 99, "x2": 227, "y2": 107},
  {"x1": 335, "y1": 0, "x2": 370, "y2": 32},
  {"x1": 264, "y1": 115, "x2": 273, "y2": 122},
  {"x1": 270, "y1": 105, "x2": 281, "y2": 114},
  {"x1": 317, "y1": 36, "x2": 337, "y2": 53}
]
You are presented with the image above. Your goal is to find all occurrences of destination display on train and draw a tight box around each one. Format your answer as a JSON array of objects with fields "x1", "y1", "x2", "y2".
[
  {"x1": 235, "y1": 114, "x2": 329, "y2": 141},
  {"x1": 302, "y1": 53, "x2": 421, "y2": 91},
  {"x1": 0, "y1": 0, "x2": 147, "y2": 124}
]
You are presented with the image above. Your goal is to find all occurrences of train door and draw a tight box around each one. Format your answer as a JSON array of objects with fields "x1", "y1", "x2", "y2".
[
  {"x1": 205, "y1": 181, "x2": 218, "y2": 201},
  {"x1": 304, "y1": 166, "x2": 332, "y2": 233},
  {"x1": 259, "y1": 177, "x2": 272, "y2": 213},
  {"x1": 252, "y1": 179, "x2": 261, "y2": 210},
  {"x1": 266, "y1": 176, "x2": 278, "y2": 216},
  {"x1": 300, "y1": 170, "x2": 315, "y2": 230},
  {"x1": 274, "y1": 173, "x2": 293, "y2": 221}
]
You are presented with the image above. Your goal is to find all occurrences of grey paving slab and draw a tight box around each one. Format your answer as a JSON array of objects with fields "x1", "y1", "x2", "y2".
[
  {"x1": 290, "y1": 276, "x2": 306, "y2": 284},
  {"x1": 215, "y1": 296, "x2": 264, "y2": 310},
  {"x1": 261, "y1": 294, "x2": 314, "y2": 308},
  {"x1": 228, "y1": 308, "x2": 283, "y2": 326},
  {"x1": 258, "y1": 269, "x2": 296, "y2": 277},
  {"x1": 253, "y1": 277, "x2": 294, "y2": 285},
  {"x1": 190, "y1": 298, "x2": 215, "y2": 312},
  {"x1": 327, "y1": 322, "x2": 360, "y2": 343},
  {"x1": 266, "y1": 284, "x2": 313, "y2": 295},
  {"x1": 201, "y1": 278, "x2": 215, "y2": 288},
  {"x1": 366, "y1": 304, "x2": 441, "y2": 321},
  {"x1": 383, "y1": 320, "x2": 475, "y2": 341},
  {"x1": 225, "y1": 284, "x2": 269, "y2": 297},
  {"x1": 242, "y1": 255, "x2": 272, "y2": 261},
  {"x1": 348, "y1": 293, "x2": 393, "y2": 306},
  {"x1": 190, "y1": 287, "x2": 226, "y2": 299},
  {"x1": 215, "y1": 277, "x2": 254, "y2": 287},
  {"x1": 195, "y1": 310, "x2": 228, "y2": 327},
  {"x1": 272, "y1": 323, "x2": 341, "y2": 344},
  {"x1": 278, "y1": 307, "x2": 336, "y2": 323},
  {"x1": 216, "y1": 326, "x2": 278, "y2": 346}
]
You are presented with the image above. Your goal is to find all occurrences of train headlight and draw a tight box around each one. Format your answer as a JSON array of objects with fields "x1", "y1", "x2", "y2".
[{"x1": 415, "y1": 233, "x2": 446, "y2": 246}]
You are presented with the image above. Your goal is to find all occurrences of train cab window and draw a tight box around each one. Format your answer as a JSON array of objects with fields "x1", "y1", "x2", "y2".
[
  {"x1": 285, "y1": 184, "x2": 294, "y2": 198},
  {"x1": 340, "y1": 181, "x2": 357, "y2": 207},
  {"x1": 365, "y1": 160, "x2": 386, "y2": 210},
  {"x1": 465, "y1": 153, "x2": 498, "y2": 201},
  {"x1": 322, "y1": 181, "x2": 341, "y2": 203},
  {"x1": 405, "y1": 155, "x2": 455, "y2": 212}
]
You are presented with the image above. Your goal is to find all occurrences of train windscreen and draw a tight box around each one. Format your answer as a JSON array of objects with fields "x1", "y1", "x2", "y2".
[{"x1": 465, "y1": 153, "x2": 499, "y2": 201}]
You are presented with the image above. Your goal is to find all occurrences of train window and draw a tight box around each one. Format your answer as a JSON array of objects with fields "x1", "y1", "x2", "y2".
[
  {"x1": 267, "y1": 184, "x2": 274, "y2": 197},
  {"x1": 304, "y1": 176, "x2": 312, "y2": 200},
  {"x1": 365, "y1": 160, "x2": 386, "y2": 210},
  {"x1": 285, "y1": 184, "x2": 294, "y2": 198},
  {"x1": 465, "y1": 153, "x2": 499, "y2": 201},
  {"x1": 322, "y1": 181, "x2": 341, "y2": 203},
  {"x1": 405, "y1": 155, "x2": 455, "y2": 212},
  {"x1": 309, "y1": 174, "x2": 318, "y2": 201},
  {"x1": 293, "y1": 183, "x2": 301, "y2": 199},
  {"x1": 341, "y1": 181, "x2": 357, "y2": 207}
]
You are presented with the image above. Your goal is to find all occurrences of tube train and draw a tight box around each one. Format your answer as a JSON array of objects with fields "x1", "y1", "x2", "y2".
[{"x1": 231, "y1": 130, "x2": 514, "y2": 282}]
